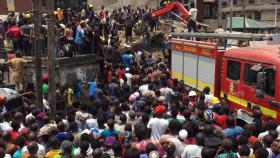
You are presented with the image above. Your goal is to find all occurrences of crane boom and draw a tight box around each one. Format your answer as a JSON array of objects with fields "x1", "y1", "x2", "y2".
[{"x1": 150, "y1": 2, "x2": 189, "y2": 24}]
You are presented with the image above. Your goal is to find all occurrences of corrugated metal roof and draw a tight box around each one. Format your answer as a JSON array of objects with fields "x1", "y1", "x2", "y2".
[{"x1": 227, "y1": 17, "x2": 274, "y2": 29}]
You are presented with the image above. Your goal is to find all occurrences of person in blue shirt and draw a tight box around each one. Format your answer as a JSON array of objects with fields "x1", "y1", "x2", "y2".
[
  {"x1": 223, "y1": 116, "x2": 243, "y2": 138},
  {"x1": 93, "y1": 82, "x2": 104, "y2": 105},
  {"x1": 101, "y1": 118, "x2": 119, "y2": 138},
  {"x1": 56, "y1": 122, "x2": 69, "y2": 142},
  {"x1": 74, "y1": 22, "x2": 85, "y2": 55},
  {"x1": 74, "y1": 79, "x2": 82, "y2": 102},
  {"x1": 121, "y1": 52, "x2": 132, "y2": 68},
  {"x1": 88, "y1": 81, "x2": 96, "y2": 100},
  {"x1": 13, "y1": 136, "x2": 26, "y2": 158}
]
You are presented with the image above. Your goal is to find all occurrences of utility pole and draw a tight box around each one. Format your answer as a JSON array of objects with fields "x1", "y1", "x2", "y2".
[
  {"x1": 242, "y1": 0, "x2": 246, "y2": 32},
  {"x1": 229, "y1": 0, "x2": 233, "y2": 32},
  {"x1": 218, "y1": 0, "x2": 222, "y2": 27},
  {"x1": 47, "y1": 0, "x2": 56, "y2": 120},
  {"x1": 33, "y1": 0, "x2": 43, "y2": 107}
]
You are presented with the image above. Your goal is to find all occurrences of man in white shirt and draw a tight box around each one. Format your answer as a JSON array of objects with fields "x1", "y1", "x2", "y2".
[
  {"x1": 263, "y1": 135, "x2": 275, "y2": 158},
  {"x1": 22, "y1": 132, "x2": 46, "y2": 155},
  {"x1": 276, "y1": 125, "x2": 280, "y2": 139},
  {"x1": 142, "y1": 84, "x2": 156, "y2": 98},
  {"x1": 139, "y1": 78, "x2": 149, "y2": 95},
  {"x1": 147, "y1": 105, "x2": 169, "y2": 142},
  {"x1": 125, "y1": 68, "x2": 132, "y2": 88},
  {"x1": 165, "y1": 129, "x2": 188, "y2": 158},
  {"x1": 187, "y1": 3, "x2": 198, "y2": 33},
  {"x1": 181, "y1": 132, "x2": 205, "y2": 158}
]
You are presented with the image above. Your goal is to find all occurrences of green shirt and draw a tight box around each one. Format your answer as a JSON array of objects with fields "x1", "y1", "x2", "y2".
[
  {"x1": 217, "y1": 152, "x2": 238, "y2": 158},
  {"x1": 42, "y1": 83, "x2": 49, "y2": 93}
]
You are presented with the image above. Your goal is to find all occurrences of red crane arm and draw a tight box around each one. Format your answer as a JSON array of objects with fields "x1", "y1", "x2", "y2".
[{"x1": 151, "y1": 2, "x2": 190, "y2": 21}]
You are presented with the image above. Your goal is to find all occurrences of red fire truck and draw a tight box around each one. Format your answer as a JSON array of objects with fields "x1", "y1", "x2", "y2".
[{"x1": 170, "y1": 38, "x2": 280, "y2": 121}]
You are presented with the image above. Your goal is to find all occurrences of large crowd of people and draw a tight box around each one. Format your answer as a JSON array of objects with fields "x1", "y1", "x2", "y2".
[
  {"x1": 0, "y1": 2, "x2": 279, "y2": 158},
  {"x1": 0, "y1": 4, "x2": 159, "y2": 57},
  {"x1": 0, "y1": 36, "x2": 279, "y2": 158}
]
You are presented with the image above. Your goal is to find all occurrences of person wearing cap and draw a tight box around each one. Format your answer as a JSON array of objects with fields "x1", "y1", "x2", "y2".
[
  {"x1": 147, "y1": 105, "x2": 169, "y2": 142},
  {"x1": 188, "y1": 90, "x2": 197, "y2": 108},
  {"x1": 125, "y1": 67, "x2": 133, "y2": 88},
  {"x1": 208, "y1": 97, "x2": 220, "y2": 109},
  {"x1": 165, "y1": 130, "x2": 187, "y2": 158}
]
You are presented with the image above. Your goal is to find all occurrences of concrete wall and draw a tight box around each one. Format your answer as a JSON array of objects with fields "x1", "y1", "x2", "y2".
[{"x1": 21, "y1": 55, "x2": 100, "y2": 85}]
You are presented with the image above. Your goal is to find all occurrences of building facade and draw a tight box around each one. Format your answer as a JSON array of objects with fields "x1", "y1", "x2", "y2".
[
  {"x1": 196, "y1": 0, "x2": 219, "y2": 31},
  {"x1": 222, "y1": 0, "x2": 280, "y2": 27},
  {"x1": 0, "y1": 0, "x2": 87, "y2": 14}
]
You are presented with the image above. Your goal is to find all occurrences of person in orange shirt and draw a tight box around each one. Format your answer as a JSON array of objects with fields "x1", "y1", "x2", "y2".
[{"x1": 56, "y1": 8, "x2": 64, "y2": 21}]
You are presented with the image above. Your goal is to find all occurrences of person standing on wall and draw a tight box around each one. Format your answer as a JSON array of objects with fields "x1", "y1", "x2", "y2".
[
  {"x1": 187, "y1": 2, "x2": 198, "y2": 33},
  {"x1": 5, "y1": 51, "x2": 31, "y2": 92}
]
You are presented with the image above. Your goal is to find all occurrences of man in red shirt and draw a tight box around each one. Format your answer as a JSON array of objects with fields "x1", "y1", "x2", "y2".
[
  {"x1": 117, "y1": 65, "x2": 125, "y2": 80},
  {"x1": 215, "y1": 104, "x2": 231, "y2": 129},
  {"x1": 99, "y1": 6, "x2": 106, "y2": 23},
  {"x1": 5, "y1": 21, "x2": 22, "y2": 52}
]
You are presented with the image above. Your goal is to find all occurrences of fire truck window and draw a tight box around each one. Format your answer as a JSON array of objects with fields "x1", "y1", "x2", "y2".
[
  {"x1": 244, "y1": 64, "x2": 257, "y2": 86},
  {"x1": 227, "y1": 60, "x2": 241, "y2": 81},
  {"x1": 264, "y1": 69, "x2": 275, "y2": 97}
]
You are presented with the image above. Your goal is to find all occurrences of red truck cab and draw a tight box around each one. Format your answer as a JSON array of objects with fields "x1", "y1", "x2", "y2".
[
  {"x1": 221, "y1": 45, "x2": 279, "y2": 121},
  {"x1": 171, "y1": 39, "x2": 280, "y2": 121}
]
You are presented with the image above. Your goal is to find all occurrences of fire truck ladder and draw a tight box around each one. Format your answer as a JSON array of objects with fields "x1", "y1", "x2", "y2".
[
  {"x1": 170, "y1": 32, "x2": 274, "y2": 41},
  {"x1": 170, "y1": 32, "x2": 276, "y2": 48}
]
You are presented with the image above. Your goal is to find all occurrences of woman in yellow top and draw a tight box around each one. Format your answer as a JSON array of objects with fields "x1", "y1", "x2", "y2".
[{"x1": 65, "y1": 85, "x2": 74, "y2": 107}]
